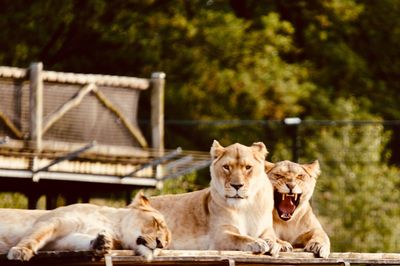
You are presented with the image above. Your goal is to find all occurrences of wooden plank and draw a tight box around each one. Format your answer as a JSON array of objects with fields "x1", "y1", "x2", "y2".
[
  {"x1": 150, "y1": 72, "x2": 165, "y2": 151},
  {"x1": 0, "y1": 66, "x2": 27, "y2": 78},
  {"x1": 0, "y1": 66, "x2": 150, "y2": 90},
  {"x1": 0, "y1": 111, "x2": 23, "y2": 139},
  {"x1": 92, "y1": 88, "x2": 148, "y2": 148},
  {"x1": 43, "y1": 71, "x2": 150, "y2": 90},
  {"x1": 29, "y1": 62, "x2": 44, "y2": 151},
  {"x1": 43, "y1": 83, "x2": 96, "y2": 134},
  {"x1": 1, "y1": 250, "x2": 400, "y2": 265}
]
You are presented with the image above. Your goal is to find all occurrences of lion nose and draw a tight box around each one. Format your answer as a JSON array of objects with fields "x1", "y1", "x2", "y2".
[
  {"x1": 286, "y1": 183, "x2": 295, "y2": 192},
  {"x1": 230, "y1": 183, "x2": 244, "y2": 191}
]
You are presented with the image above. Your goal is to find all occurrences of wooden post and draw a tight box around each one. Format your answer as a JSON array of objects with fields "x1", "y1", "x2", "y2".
[
  {"x1": 150, "y1": 72, "x2": 165, "y2": 151},
  {"x1": 29, "y1": 62, "x2": 44, "y2": 152}
]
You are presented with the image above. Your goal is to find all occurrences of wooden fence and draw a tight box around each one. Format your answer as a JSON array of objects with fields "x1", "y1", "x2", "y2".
[{"x1": 0, "y1": 63, "x2": 210, "y2": 209}]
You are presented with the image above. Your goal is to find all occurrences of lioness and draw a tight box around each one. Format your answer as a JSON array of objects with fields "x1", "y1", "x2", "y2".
[
  {"x1": 150, "y1": 141, "x2": 280, "y2": 256},
  {"x1": 265, "y1": 160, "x2": 330, "y2": 258},
  {"x1": 0, "y1": 192, "x2": 171, "y2": 261}
]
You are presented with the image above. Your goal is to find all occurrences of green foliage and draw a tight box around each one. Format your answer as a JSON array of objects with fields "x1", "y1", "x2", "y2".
[
  {"x1": 150, "y1": 173, "x2": 204, "y2": 196},
  {"x1": 302, "y1": 100, "x2": 400, "y2": 252},
  {"x1": 0, "y1": 193, "x2": 28, "y2": 209}
]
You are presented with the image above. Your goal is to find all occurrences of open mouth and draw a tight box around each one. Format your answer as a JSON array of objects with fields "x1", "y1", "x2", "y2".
[{"x1": 274, "y1": 191, "x2": 301, "y2": 221}]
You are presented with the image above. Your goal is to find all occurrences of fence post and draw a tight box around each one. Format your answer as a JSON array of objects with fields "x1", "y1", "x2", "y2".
[
  {"x1": 29, "y1": 62, "x2": 44, "y2": 152},
  {"x1": 283, "y1": 117, "x2": 301, "y2": 162},
  {"x1": 150, "y1": 72, "x2": 165, "y2": 151}
]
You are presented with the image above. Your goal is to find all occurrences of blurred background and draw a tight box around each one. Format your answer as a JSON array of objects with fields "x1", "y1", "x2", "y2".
[{"x1": 0, "y1": 0, "x2": 399, "y2": 253}]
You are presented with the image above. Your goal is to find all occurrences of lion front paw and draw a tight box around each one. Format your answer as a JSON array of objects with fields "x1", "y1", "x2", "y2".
[
  {"x1": 244, "y1": 238, "x2": 270, "y2": 254},
  {"x1": 264, "y1": 238, "x2": 281, "y2": 257},
  {"x1": 7, "y1": 246, "x2": 35, "y2": 261},
  {"x1": 90, "y1": 231, "x2": 113, "y2": 256},
  {"x1": 304, "y1": 241, "x2": 330, "y2": 258},
  {"x1": 277, "y1": 239, "x2": 293, "y2": 252}
]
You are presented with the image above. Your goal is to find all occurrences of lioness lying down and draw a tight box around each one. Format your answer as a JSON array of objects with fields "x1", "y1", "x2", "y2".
[
  {"x1": 0, "y1": 192, "x2": 171, "y2": 261},
  {"x1": 150, "y1": 141, "x2": 280, "y2": 256},
  {"x1": 265, "y1": 160, "x2": 330, "y2": 258}
]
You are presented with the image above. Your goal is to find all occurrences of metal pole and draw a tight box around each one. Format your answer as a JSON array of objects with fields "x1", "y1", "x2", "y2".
[{"x1": 283, "y1": 117, "x2": 301, "y2": 163}]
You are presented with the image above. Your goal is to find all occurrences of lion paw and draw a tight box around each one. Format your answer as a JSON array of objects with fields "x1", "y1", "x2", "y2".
[
  {"x1": 278, "y1": 240, "x2": 293, "y2": 252},
  {"x1": 264, "y1": 238, "x2": 281, "y2": 257},
  {"x1": 7, "y1": 247, "x2": 35, "y2": 261},
  {"x1": 90, "y1": 231, "x2": 113, "y2": 256},
  {"x1": 245, "y1": 239, "x2": 269, "y2": 254},
  {"x1": 304, "y1": 241, "x2": 330, "y2": 258}
]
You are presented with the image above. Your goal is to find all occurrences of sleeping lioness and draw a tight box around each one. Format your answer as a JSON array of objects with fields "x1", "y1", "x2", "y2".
[
  {"x1": 0, "y1": 192, "x2": 171, "y2": 261},
  {"x1": 150, "y1": 140, "x2": 280, "y2": 256},
  {"x1": 265, "y1": 160, "x2": 330, "y2": 258}
]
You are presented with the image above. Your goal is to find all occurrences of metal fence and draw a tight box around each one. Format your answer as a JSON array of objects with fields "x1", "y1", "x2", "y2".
[{"x1": 161, "y1": 118, "x2": 400, "y2": 166}]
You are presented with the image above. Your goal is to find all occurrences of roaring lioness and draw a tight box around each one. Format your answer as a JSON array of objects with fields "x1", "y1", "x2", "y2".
[
  {"x1": 265, "y1": 160, "x2": 330, "y2": 258},
  {"x1": 0, "y1": 192, "x2": 171, "y2": 261},
  {"x1": 150, "y1": 140, "x2": 280, "y2": 256}
]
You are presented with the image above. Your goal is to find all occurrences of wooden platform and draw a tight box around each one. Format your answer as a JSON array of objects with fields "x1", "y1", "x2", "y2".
[{"x1": 1, "y1": 250, "x2": 400, "y2": 266}]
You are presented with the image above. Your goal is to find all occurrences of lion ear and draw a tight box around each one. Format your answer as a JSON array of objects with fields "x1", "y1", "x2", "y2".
[
  {"x1": 251, "y1": 142, "x2": 268, "y2": 160},
  {"x1": 265, "y1": 161, "x2": 275, "y2": 173},
  {"x1": 302, "y1": 160, "x2": 321, "y2": 178},
  {"x1": 130, "y1": 190, "x2": 150, "y2": 208},
  {"x1": 210, "y1": 140, "x2": 225, "y2": 159}
]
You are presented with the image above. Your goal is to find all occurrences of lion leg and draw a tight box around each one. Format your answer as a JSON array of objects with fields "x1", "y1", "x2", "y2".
[
  {"x1": 45, "y1": 230, "x2": 114, "y2": 257},
  {"x1": 7, "y1": 218, "x2": 76, "y2": 261},
  {"x1": 0, "y1": 240, "x2": 10, "y2": 254},
  {"x1": 46, "y1": 233, "x2": 95, "y2": 250},
  {"x1": 258, "y1": 226, "x2": 281, "y2": 257},
  {"x1": 212, "y1": 225, "x2": 271, "y2": 254},
  {"x1": 297, "y1": 229, "x2": 331, "y2": 258}
]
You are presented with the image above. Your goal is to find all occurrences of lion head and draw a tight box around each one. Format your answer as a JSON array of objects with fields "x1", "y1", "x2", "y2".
[
  {"x1": 210, "y1": 140, "x2": 269, "y2": 207},
  {"x1": 124, "y1": 192, "x2": 171, "y2": 259},
  {"x1": 265, "y1": 160, "x2": 320, "y2": 221}
]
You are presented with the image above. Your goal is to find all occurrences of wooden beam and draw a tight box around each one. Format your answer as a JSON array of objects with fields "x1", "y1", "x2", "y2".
[
  {"x1": 150, "y1": 72, "x2": 165, "y2": 151},
  {"x1": 0, "y1": 111, "x2": 23, "y2": 139},
  {"x1": 29, "y1": 62, "x2": 44, "y2": 151},
  {"x1": 92, "y1": 88, "x2": 148, "y2": 148},
  {"x1": 42, "y1": 83, "x2": 96, "y2": 134},
  {"x1": 0, "y1": 66, "x2": 150, "y2": 90},
  {"x1": 1, "y1": 250, "x2": 400, "y2": 265}
]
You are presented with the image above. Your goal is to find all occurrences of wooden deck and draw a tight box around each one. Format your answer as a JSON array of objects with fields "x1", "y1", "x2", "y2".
[{"x1": 1, "y1": 250, "x2": 400, "y2": 266}]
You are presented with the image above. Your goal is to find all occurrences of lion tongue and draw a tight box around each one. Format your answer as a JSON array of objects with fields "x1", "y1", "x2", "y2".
[{"x1": 278, "y1": 196, "x2": 296, "y2": 216}]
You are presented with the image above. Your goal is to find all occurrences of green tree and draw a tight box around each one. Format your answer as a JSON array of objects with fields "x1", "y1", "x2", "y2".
[{"x1": 302, "y1": 99, "x2": 400, "y2": 252}]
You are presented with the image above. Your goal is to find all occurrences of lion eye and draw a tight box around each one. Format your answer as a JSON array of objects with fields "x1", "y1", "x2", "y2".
[
  {"x1": 223, "y1": 164, "x2": 230, "y2": 171},
  {"x1": 275, "y1": 174, "x2": 284, "y2": 179},
  {"x1": 245, "y1": 165, "x2": 252, "y2": 170},
  {"x1": 298, "y1": 174, "x2": 305, "y2": 180}
]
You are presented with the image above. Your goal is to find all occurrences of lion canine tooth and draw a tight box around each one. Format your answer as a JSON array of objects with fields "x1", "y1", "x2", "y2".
[
  {"x1": 282, "y1": 193, "x2": 285, "y2": 200},
  {"x1": 294, "y1": 194, "x2": 298, "y2": 201}
]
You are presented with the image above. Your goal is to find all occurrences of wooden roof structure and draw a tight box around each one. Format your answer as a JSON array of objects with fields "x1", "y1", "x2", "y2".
[
  {"x1": 1, "y1": 250, "x2": 400, "y2": 266},
  {"x1": 0, "y1": 63, "x2": 211, "y2": 208}
]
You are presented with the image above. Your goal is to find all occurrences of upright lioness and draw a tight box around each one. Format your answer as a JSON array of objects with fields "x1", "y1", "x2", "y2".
[
  {"x1": 265, "y1": 160, "x2": 330, "y2": 258},
  {"x1": 150, "y1": 141, "x2": 280, "y2": 255},
  {"x1": 0, "y1": 192, "x2": 171, "y2": 261}
]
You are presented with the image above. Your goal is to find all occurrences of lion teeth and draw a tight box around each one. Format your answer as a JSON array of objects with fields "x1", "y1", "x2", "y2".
[
  {"x1": 282, "y1": 194, "x2": 285, "y2": 200},
  {"x1": 294, "y1": 194, "x2": 298, "y2": 201}
]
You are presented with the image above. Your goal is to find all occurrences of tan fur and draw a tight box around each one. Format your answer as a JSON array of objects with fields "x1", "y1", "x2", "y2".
[
  {"x1": 150, "y1": 141, "x2": 280, "y2": 256},
  {"x1": 0, "y1": 192, "x2": 171, "y2": 261},
  {"x1": 265, "y1": 160, "x2": 330, "y2": 258}
]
